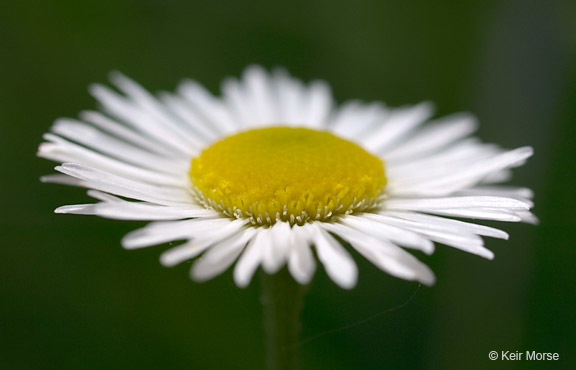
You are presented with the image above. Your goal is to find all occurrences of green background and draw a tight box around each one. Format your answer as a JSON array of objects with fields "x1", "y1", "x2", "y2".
[{"x1": 1, "y1": 0, "x2": 575, "y2": 369}]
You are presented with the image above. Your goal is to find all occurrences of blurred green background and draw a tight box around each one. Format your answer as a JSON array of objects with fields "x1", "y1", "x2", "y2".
[{"x1": 1, "y1": 0, "x2": 575, "y2": 369}]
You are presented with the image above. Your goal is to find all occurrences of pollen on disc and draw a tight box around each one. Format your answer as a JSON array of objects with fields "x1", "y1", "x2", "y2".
[{"x1": 189, "y1": 127, "x2": 387, "y2": 225}]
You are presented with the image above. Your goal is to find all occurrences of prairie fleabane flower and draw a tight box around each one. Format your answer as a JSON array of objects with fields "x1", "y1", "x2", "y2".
[{"x1": 38, "y1": 66, "x2": 535, "y2": 289}]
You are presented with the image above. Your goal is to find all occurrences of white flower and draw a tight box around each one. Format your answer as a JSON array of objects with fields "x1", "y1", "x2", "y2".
[{"x1": 38, "y1": 66, "x2": 536, "y2": 289}]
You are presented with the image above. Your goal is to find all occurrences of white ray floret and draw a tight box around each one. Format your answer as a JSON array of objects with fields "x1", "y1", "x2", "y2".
[{"x1": 312, "y1": 227, "x2": 358, "y2": 290}]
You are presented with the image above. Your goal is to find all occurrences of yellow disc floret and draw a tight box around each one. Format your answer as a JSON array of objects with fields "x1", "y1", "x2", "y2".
[{"x1": 189, "y1": 127, "x2": 387, "y2": 226}]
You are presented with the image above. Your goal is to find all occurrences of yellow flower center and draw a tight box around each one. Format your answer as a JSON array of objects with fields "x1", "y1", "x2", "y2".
[{"x1": 189, "y1": 127, "x2": 386, "y2": 226}]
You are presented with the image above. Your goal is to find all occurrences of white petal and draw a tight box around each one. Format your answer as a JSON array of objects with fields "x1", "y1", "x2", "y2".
[
  {"x1": 363, "y1": 102, "x2": 434, "y2": 152},
  {"x1": 55, "y1": 202, "x2": 216, "y2": 221},
  {"x1": 261, "y1": 222, "x2": 292, "y2": 274},
  {"x1": 330, "y1": 101, "x2": 387, "y2": 139},
  {"x1": 110, "y1": 72, "x2": 208, "y2": 151},
  {"x1": 178, "y1": 79, "x2": 238, "y2": 134},
  {"x1": 89, "y1": 83, "x2": 192, "y2": 155},
  {"x1": 51, "y1": 119, "x2": 197, "y2": 170},
  {"x1": 55, "y1": 163, "x2": 192, "y2": 206},
  {"x1": 242, "y1": 65, "x2": 278, "y2": 125},
  {"x1": 160, "y1": 241, "x2": 212, "y2": 267},
  {"x1": 367, "y1": 213, "x2": 495, "y2": 259},
  {"x1": 381, "y1": 211, "x2": 509, "y2": 239},
  {"x1": 192, "y1": 228, "x2": 257, "y2": 281},
  {"x1": 511, "y1": 210, "x2": 539, "y2": 225},
  {"x1": 234, "y1": 228, "x2": 268, "y2": 288},
  {"x1": 80, "y1": 110, "x2": 178, "y2": 156},
  {"x1": 382, "y1": 113, "x2": 478, "y2": 160},
  {"x1": 39, "y1": 135, "x2": 187, "y2": 187},
  {"x1": 46, "y1": 120, "x2": 187, "y2": 173},
  {"x1": 287, "y1": 224, "x2": 316, "y2": 285},
  {"x1": 41, "y1": 174, "x2": 82, "y2": 186},
  {"x1": 86, "y1": 190, "x2": 123, "y2": 202},
  {"x1": 221, "y1": 78, "x2": 257, "y2": 128},
  {"x1": 162, "y1": 222, "x2": 251, "y2": 267},
  {"x1": 386, "y1": 139, "x2": 499, "y2": 180},
  {"x1": 481, "y1": 169, "x2": 513, "y2": 184},
  {"x1": 384, "y1": 196, "x2": 531, "y2": 212},
  {"x1": 419, "y1": 208, "x2": 523, "y2": 222},
  {"x1": 389, "y1": 147, "x2": 534, "y2": 196},
  {"x1": 341, "y1": 215, "x2": 434, "y2": 254},
  {"x1": 258, "y1": 228, "x2": 277, "y2": 274},
  {"x1": 457, "y1": 186, "x2": 534, "y2": 199},
  {"x1": 122, "y1": 218, "x2": 241, "y2": 249},
  {"x1": 272, "y1": 69, "x2": 307, "y2": 125},
  {"x1": 158, "y1": 93, "x2": 221, "y2": 141},
  {"x1": 302, "y1": 80, "x2": 333, "y2": 128},
  {"x1": 312, "y1": 227, "x2": 358, "y2": 289},
  {"x1": 323, "y1": 223, "x2": 436, "y2": 285},
  {"x1": 160, "y1": 222, "x2": 248, "y2": 266}
]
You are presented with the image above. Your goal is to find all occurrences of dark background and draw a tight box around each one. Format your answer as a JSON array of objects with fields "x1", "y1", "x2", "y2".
[{"x1": 1, "y1": 0, "x2": 575, "y2": 369}]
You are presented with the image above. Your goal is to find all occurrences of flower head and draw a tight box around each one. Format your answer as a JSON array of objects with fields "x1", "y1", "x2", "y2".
[{"x1": 38, "y1": 66, "x2": 535, "y2": 289}]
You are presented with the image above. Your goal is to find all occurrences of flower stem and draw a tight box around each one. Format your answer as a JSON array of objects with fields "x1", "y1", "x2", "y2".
[{"x1": 260, "y1": 268, "x2": 307, "y2": 370}]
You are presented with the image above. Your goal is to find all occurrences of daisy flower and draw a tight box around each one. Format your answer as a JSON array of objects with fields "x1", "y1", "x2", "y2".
[{"x1": 38, "y1": 66, "x2": 535, "y2": 289}]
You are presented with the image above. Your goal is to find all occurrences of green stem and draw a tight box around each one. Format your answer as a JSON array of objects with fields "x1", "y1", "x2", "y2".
[{"x1": 260, "y1": 268, "x2": 307, "y2": 370}]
